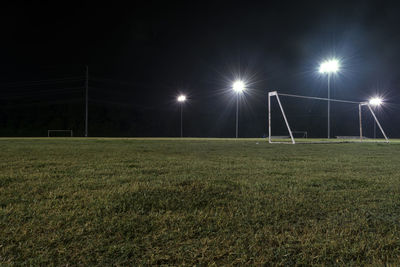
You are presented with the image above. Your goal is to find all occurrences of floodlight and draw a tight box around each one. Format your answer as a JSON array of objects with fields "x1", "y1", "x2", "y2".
[
  {"x1": 232, "y1": 80, "x2": 245, "y2": 93},
  {"x1": 369, "y1": 97, "x2": 382, "y2": 106},
  {"x1": 319, "y1": 59, "x2": 340, "y2": 74},
  {"x1": 177, "y1": 95, "x2": 186, "y2": 102}
]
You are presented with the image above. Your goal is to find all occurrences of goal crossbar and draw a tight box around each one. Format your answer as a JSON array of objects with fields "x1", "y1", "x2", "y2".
[
  {"x1": 268, "y1": 91, "x2": 389, "y2": 144},
  {"x1": 277, "y1": 93, "x2": 361, "y2": 104}
]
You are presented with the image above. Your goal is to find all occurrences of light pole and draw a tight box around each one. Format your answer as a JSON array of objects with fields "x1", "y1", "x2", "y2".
[
  {"x1": 369, "y1": 97, "x2": 382, "y2": 139},
  {"x1": 232, "y1": 80, "x2": 245, "y2": 138},
  {"x1": 319, "y1": 59, "x2": 340, "y2": 139},
  {"x1": 177, "y1": 95, "x2": 186, "y2": 137}
]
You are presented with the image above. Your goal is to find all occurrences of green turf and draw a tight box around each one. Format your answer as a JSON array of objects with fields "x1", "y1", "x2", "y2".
[{"x1": 1, "y1": 138, "x2": 400, "y2": 265}]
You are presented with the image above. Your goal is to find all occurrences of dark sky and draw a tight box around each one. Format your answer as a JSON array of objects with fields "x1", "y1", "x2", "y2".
[{"x1": 1, "y1": 1, "x2": 400, "y2": 137}]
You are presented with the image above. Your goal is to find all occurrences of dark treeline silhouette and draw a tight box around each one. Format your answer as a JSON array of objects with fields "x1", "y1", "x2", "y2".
[
  {"x1": 1, "y1": 96, "x2": 396, "y2": 138},
  {"x1": 0, "y1": 103, "x2": 175, "y2": 137}
]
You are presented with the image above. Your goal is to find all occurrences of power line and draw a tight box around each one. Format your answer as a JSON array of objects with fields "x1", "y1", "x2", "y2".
[
  {"x1": 1, "y1": 90, "x2": 84, "y2": 100},
  {"x1": 0, "y1": 76, "x2": 84, "y2": 87}
]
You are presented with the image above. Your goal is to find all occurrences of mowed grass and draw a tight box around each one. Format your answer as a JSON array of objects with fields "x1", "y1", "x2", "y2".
[{"x1": 1, "y1": 138, "x2": 400, "y2": 265}]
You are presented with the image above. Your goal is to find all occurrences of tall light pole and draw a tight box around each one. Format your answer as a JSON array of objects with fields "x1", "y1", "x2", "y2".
[
  {"x1": 319, "y1": 59, "x2": 340, "y2": 139},
  {"x1": 232, "y1": 80, "x2": 245, "y2": 138},
  {"x1": 369, "y1": 97, "x2": 383, "y2": 139},
  {"x1": 177, "y1": 95, "x2": 186, "y2": 137},
  {"x1": 85, "y1": 65, "x2": 89, "y2": 137}
]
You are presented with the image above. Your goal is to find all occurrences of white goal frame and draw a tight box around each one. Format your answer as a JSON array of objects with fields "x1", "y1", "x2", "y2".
[
  {"x1": 268, "y1": 91, "x2": 389, "y2": 144},
  {"x1": 48, "y1": 130, "x2": 73, "y2": 137}
]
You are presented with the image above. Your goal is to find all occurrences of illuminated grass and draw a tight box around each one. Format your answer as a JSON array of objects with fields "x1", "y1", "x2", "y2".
[{"x1": 1, "y1": 138, "x2": 400, "y2": 265}]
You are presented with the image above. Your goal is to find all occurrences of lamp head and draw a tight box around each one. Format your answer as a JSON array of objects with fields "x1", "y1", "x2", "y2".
[
  {"x1": 369, "y1": 97, "x2": 382, "y2": 106},
  {"x1": 319, "y1": 59, "x2": 340, "y2": 74},
  {"x1": 177, "y1": 95, "x2": 186, "y2": 102},
  {"x1": 232, "y1": 80, "x2": 245, "y2": 93}
]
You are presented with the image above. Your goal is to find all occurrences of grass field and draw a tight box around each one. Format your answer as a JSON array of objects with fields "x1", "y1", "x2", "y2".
[{"x1": 1, "y1": 138, "x2": 400, "y2": 265}]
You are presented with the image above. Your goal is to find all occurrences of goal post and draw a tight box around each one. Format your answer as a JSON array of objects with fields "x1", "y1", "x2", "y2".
[
  {"x1": 268, "y1": 91, "x2": 389, "y2": 144},
  {"x1": 360, "y1": 102, "x2": 389, "y2": 141},
  {"x1": 268, "y1": 91, "x2": 295, "y2": 144},
  {"x1": 48, "y1": 130, "x2": 73, "y2": 137}
]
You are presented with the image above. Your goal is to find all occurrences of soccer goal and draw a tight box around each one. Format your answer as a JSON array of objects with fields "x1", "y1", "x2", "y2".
[
  {"x1": 48, "y1": 130, "x2": 73, "y2": 137},
  {"x1": 268, "y1": 91, "x2": 389, "y2": 144}
]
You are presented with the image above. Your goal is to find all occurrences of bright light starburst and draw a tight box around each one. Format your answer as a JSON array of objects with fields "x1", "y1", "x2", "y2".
[
  {"x1": 177, "y1": 95, "x2": 186, "y2": 102},
  {"x1": 232, "y1": 80, "x2": 245, "y2": 93},
  {"x1": 319, "y1": 59, "x2": 340, "y2": 74},
  {"x1": 369, "y1": 97, "x2": 383, "y2": 106}
]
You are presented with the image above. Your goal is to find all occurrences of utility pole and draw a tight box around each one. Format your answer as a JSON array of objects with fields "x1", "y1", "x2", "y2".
[{"x1": 85, "y1": 65, "x2": 89, "y2": 137}]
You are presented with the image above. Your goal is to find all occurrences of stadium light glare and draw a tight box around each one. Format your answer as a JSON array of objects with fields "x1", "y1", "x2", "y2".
[
  {"x1": 177, "y1": 95, "x2": 186, "y2": 102},
  {"x1": 369, "y1": 97, "x2": 382, "y2": 106},
  {"x1": 319, "y1": 59, "x2": 340, "y2": 74},
  {"x1": 232, "y1": 80, "x2": 245, "y2": 93}
]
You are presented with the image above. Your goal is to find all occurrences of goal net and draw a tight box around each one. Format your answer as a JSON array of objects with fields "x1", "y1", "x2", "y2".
[
  {"x1": 268, "y1": 91, "x2": 389, "y2": 144},
  {"x1": 48, "y1": 130, "x2": 73, "y2": 137}
]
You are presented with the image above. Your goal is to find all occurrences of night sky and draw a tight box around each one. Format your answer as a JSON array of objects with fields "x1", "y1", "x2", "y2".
[{"x1": 1, "y1": 1, "x2": 400, "y2": 137}]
